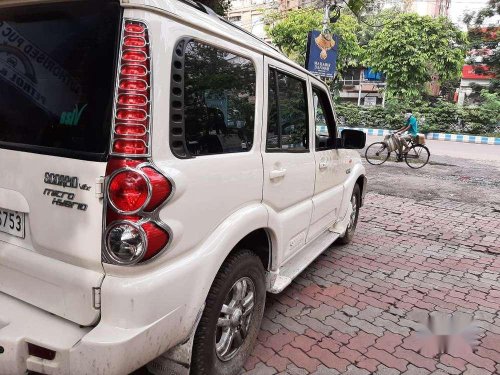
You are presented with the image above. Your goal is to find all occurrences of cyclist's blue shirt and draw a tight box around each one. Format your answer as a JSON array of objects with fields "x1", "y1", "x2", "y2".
[{"x1": 407, "y1": 116, "x2": 418, "y2": 136}]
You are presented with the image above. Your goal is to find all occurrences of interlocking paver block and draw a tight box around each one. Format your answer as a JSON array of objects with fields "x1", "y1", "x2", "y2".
[
  {"x1": 266, "y1": 354, "x2": 290, "y2": 372},
  {"x1": 262, "y1": 329, "x2": 297, "y2": 351},
  {"x1": 309, "y1": 345, "x2": 350, "y2": 372},
  {"x1": 244, "y1": 193, "x2": 500, "y2": 374},
  {"x1": 374, "y1": 332, "x2": 404, "y2": 353},
  {"x1": 347, "y1": 332, "x2": 378, "y2": 353},
  {"x1": 279, "y1": 344, "x2": 320, "y2": 373}
]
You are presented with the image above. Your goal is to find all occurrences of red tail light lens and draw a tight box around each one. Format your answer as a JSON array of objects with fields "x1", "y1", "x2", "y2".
[
  {"x1": 113, "y1": 139, "x2": 147, "y2": 154},
  {"x1": 121, "y1": 65, "x2": 147, "y2": 77},
  {"x1": 119, "y1": 79, "x2": 148, "y2": 92},
  {"x1": 142, "y1": 167, "x2": 172, "y2": 211},
  {"x1": 122, "y1": 50, "x2": 147, "y2": 63},
  {"x1": 124, "y1": 36, "x2": 146, "y2": 48},
  {"x1": 115, "y1": 124, "x2": 147, "y2": 136},
  {"x1": 108, "y1": 170, "x2": 150, "y2": 213},
  {"x1": 141, "y1": 222, "x2": 169, "y2": 261},
  {"x1": 116, "y1": 109, "x2": 147, "y2": 122},
  {"x1": 118, "y1": 94, "x2": 148, "y2": 106},
  {"x1": 125, "y1": 23, "x2": 145, "y2": 33}
]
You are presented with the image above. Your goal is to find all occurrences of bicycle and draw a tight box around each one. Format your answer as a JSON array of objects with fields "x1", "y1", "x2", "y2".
[{"x1": 365, "y1": 133, "x2": 430, "y2": 169}]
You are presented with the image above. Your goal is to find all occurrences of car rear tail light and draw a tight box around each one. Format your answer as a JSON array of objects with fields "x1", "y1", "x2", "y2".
[
  {"x1": 113, "y1": 139, "x2": 148, "y2": 154},
  {"x1": 125, "y1": 22, "x2": 145, "y2": 34},
  {"x1": 118, "y1": 94, "x2": 148, "y2": 106},
  {"x1": 142, "y1": 167, "x2": 172, "y2": 211},
  {"x1": 119, "y1": 79, "x2": 148, "y2": 92},
  {"x1": 141, "y1": 222, "x2": 169, "y2": 260},
  {"x1": 124, "y1": 36, "x2": 147, "y2": 48},
  {"x1": 108, "y1": 169, "x2": 150, "y2": 213},
  {"x1": 121, "y1": 64, "x2": 147, "y2": 77},
  {"x1": 104, "y1": 158, "x2": 173, "y2": 265},
  {"x1": 111, "y1": 20, "x2": 151, "y2": 157},
  {"x1": 105, "y1": 221, "x2": 147, "y2": 265},
  {"x1": 115, "y1": 124, "x2": 147, "y2": 136},
  {"x1": 122, "y1": 50, "x2": 148, "y2": 62},
  {"x1": 103, "y1": 20, "x2": 173, "y2": 266}
]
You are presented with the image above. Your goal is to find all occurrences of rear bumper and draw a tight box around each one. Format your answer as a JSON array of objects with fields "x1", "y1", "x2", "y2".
[{"x1": 0, "y1": 291, "x2": 184, "y2": 375}]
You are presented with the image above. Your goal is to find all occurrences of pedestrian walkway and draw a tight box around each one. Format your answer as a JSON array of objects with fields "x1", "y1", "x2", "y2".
[{"x1": 245, "y1": 193, "x2": 500, "y2": 374}]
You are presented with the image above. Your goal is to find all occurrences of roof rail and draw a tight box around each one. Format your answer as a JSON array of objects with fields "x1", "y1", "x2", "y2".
[{"x1": 177, "y1": 0, "x2": 206, "y2": 12}]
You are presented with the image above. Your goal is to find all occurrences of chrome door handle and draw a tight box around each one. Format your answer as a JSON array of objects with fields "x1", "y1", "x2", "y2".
[
  {"x1": 269, "y1": 169, "x2": 286, "y2": 180},
  {"x1": 319, "y1": 161, "x2": 328, "y2": 170}
]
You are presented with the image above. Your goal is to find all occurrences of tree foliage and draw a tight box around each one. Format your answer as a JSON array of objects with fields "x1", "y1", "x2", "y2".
[
  {"x1": 336, "y1": 92, "x2": 500, "y2": 136},
  {"x1": 198, "y1": 0, "x2": 230, "y2": 16},
  {"x1": 266, "y1": 9, "x2": 363, "y2": 75},
  {"x1": 364, "y1": 13, "x2": 467, "y2": 100},
  {"x1": 463, "y1": 0, "x2": 499, "y2": 93}
]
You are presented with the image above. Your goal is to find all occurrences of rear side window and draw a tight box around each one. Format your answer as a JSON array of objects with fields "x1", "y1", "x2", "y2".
[
  {"x1": 177, "y1": 41, "x2": 256, "y2": 157},
  {"x1": 266, "y1": 68, "x2": 309, "y2": 152},
  {"x1": 0, "y1": 1, "x2": 120, "y2": 160}
]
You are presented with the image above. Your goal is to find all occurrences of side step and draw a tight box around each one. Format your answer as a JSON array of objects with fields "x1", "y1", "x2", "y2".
[{"x1": 266, "y1": 230, "x2": 340, "y2": 294}]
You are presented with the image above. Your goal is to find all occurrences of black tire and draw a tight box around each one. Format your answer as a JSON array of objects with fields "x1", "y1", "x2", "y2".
[
  {"x1": 191, "y1": 249, "x2": 266, "y2": 375},
  {"x1": 405, "y1": 145, "x2": 430, "y2": 169},
  {"x1": 365, "y1": 142, "x2": 390, "y2": 165},
  {"x1": 337, "y1": 184, "x2": 361, "y2": 245}
]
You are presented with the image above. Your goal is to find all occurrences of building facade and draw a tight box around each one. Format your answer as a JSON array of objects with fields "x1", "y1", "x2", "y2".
[{"x1": 226, "y1": 0, "x2": 311, "y2": 40}]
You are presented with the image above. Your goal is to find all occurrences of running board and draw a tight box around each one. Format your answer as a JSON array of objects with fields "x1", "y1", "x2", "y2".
[{"x1": 266, "y1": 230, "x2": 340, "y2": 294}]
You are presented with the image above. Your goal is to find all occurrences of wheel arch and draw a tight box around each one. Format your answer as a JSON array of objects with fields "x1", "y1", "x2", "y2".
[
  {"x1": 355, "y1": 174, "x2": 367, "y2": 207},
  {"x1": 232, "y1": 228, "x2": 273, "y2": 270}
]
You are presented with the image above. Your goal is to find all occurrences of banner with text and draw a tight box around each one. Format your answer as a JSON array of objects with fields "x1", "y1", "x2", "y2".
[{"x1": 305, "y1": 30, "x2": 339, "y2": 78}]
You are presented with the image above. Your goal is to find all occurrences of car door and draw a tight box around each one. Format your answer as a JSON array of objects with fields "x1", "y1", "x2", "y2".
[
  {"x1": 262, "y1": 58, "x2": 315, "y2": 265},
  {"x1": 307, "y1": 83, "x2": 345, "y2": 241}
]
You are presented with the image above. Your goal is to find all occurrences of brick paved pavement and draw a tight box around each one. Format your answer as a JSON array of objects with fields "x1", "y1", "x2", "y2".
[{"x1": 244, "y1": 193, "x2": 500, "y2": 375}]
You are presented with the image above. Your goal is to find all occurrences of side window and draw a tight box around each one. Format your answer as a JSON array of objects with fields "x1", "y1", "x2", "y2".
[
  {"x1": 179, "y1": 41, "x2": 256, "y2": 156},
  {"x1": 312, "y1": 87, "x2": 336, "y2": 151},
  {"x1": 266, "y1": 68, "x2": 309, "y2": 152}
]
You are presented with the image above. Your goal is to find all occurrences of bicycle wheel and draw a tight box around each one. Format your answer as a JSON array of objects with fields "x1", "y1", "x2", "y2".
[
  {"x1": 405, "y1": 145, "x2": 430, "y2": 169},
  {"x1": 365, "y1": 142, "x2": 390, "y2": 165}
]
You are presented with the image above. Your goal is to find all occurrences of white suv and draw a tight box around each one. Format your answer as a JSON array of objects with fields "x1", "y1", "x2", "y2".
[{"x1": 0, "y1": 1, "x2": 367, "y2": 374}]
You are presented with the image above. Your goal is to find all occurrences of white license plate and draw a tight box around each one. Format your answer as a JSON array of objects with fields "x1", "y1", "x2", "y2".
[{"x1": 0, "y1": 208, "x2": 25, "y2": 238}]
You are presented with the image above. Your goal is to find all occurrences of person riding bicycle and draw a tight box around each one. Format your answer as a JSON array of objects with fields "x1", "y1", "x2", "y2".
[{"x1": 394, "y1": 110, "x2": 418, "y2": 161}]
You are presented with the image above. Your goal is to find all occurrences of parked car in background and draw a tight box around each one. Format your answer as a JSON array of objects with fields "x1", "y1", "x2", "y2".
[{"x1": 0, "y1": 0, "x2": 366, "y2": 374}]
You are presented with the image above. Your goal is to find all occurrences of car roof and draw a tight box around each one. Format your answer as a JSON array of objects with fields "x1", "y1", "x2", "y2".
[{"x1": 123, "y1": 0, "x2": 327, "y2": 89}]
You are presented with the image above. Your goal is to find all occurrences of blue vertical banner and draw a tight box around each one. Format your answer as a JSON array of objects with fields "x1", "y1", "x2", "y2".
[{"x1": 305, "y1": 30, "x2": 339, "y2": 78}]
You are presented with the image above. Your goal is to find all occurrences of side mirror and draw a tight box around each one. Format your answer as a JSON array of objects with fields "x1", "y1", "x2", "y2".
[{"x1": 341, "y1": 129, "x2": 366, "y2": 149}]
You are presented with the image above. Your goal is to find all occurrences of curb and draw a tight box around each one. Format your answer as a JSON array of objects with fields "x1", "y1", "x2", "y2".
[
  {"x1": 425, "y1": 132, "x2": 500, "y2": 145},
  {"x1": 339, "y1": 127, "x2": 500, "y2": 145}
]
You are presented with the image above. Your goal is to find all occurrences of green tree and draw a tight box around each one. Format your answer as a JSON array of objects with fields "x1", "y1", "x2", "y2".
[
  {"x1": 198, "y1": 0, "x2": 230, "y2": 16},
  {"x1": 464, "y1": 0, "x2": 500, "y2": 92},
  {"x1": 364, "y1": 13, "x2": 467, "y2": 100},
  {"x1": 266, "y1": 9, "x2": 363, "y2": 74}
]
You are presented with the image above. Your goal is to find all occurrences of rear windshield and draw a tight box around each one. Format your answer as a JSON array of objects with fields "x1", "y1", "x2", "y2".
[{"x1": 0, "y1": 1, "x2": 121, "y2": 160}]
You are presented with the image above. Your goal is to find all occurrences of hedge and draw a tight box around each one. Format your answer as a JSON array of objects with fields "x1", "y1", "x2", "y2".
[{"x1": 335, "y1": 101, "x2": 500, "y2": 137}]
